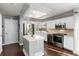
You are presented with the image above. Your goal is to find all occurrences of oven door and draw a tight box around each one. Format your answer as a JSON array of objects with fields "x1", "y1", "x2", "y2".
[
  {"x1": 53, "y1": 36, "x2": 63, "y2": 43},
  {"x1": 53, "y1": 35, "x2": 63, "y2": 48}
]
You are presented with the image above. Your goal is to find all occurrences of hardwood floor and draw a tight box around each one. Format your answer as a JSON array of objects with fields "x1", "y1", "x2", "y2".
[
  {"x1": 0, "y1": 43, "x2": 76, "y2": 56},
  {"x1": 0, "y1": 43, "x2": 24, "y2": 56},
  {"x1": 44, "y1": 43, "x2": 76, "y2": 56}
]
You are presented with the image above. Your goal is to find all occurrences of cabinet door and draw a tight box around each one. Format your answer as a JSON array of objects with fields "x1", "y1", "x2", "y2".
[
  {"x1": 64, "y1": 36, "x2": 73, "y2": 51},
  {"x1": 47, "y1": 34, "x2": 53, "y2": 43}
]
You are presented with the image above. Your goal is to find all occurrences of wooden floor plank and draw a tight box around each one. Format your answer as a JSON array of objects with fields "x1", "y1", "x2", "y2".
[
  {"x1": 0, "y1": 43, "x2": 76, "y2": 56},
  {"x1": 0, "y1": 43, "x2": 24, "y2": 56}
]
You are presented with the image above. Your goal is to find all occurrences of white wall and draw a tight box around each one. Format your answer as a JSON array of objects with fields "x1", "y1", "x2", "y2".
[
  {"x1": 0, "y1": 12, "x2": 2, "y2": 54},
  {"x1": 45, "y1": 16, "x2": 75, "y2": 29}
]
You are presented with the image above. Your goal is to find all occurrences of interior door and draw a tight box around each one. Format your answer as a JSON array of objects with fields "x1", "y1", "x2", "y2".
[{"x1": 4, "y1": 18, "x2": 18, "y2": 45}]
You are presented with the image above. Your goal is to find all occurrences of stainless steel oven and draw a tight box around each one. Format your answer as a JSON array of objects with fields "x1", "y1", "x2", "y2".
[{"x1": 53, "y1": 34, "x2": 64, "y2": 48}]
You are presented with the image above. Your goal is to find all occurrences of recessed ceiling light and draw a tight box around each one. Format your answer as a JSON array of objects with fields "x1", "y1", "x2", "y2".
[{"x1": 27, "y1": 10, "x2": 47, "y2": 19}]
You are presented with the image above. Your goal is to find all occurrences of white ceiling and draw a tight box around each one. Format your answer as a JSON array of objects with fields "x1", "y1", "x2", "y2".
[
  {"x1": 40, "y1": 3, "x2": 79, "y2": 16},
  {"x1": 26, "y1": 3, "x2": 79, "y2": 19},
  {"x1": 0, "y1": 3, "x2": 79, "y2": 18},
  {"x1": 0, "y1": 3, "x2": 25, "y2": 16}
]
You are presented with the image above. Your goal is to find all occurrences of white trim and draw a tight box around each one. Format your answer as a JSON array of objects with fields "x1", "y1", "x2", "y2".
[
  {"x1": 2, "y1": 42, "x2": 18, "y2": 46},
  {"x1": 73, "y1": 51, "x2": 79, "y2": 55},
  {"x1": 0, "y1": 48, "x2": 2, "y2": 54},
  {"x1": 19, "y1": 43, "x2": 23, "y2": 46},
  {"x1": 23, "y1": 48, "x2": 28, "y2": 56},
  {"x1": 35, "y1": 52, "x2": 44, "y2": 56}
]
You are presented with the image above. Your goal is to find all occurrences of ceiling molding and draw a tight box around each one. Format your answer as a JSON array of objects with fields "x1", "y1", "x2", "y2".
[
  {"x1": 27, "y1": 10, "x2": 73, "y2": 22},
  {"x1": 44, "y1": 10, "x2": 73, "y2": 21},
  {"x1": 20, "y1": 3, "x2": 29, "y2": 16}
]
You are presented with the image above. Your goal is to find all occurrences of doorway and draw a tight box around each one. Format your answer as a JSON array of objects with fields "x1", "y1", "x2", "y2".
[{"x1": 3, "y1": 17, "x2": 18, "y2": 45}]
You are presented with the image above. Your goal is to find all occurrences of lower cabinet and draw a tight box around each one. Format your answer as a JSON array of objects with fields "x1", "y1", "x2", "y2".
[
  {"x1": 47, "y1": 34, "x2": 53, "y2": 44},
  {"x1": 64, "y1": 36, "x2": 73, "y2": 51}
]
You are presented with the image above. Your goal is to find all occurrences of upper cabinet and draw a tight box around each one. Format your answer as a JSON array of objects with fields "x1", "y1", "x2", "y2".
[
  {"x1": 62, "y1": 16, "x2": 75, "y2": 29},
  {"x1": 46, "y1": 16, "x2": 75, "y2": 29}
]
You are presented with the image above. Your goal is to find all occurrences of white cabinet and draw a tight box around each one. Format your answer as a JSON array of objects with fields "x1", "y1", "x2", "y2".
[
  {"x1": 46, "y1": 16, "x2": 75, "y2": 29},
  {"x1": 35, "y1": 31, "x2": 47, "y2": 41},
  {"x1": 64, "y1": 36, "x2": 73, "y2": 51},
  {"x1": 23, "y1": 35, "x2": 44, "y2": 56},
  {"x1": 63, "y1": 16, "x2": 74, "y2": 29}
]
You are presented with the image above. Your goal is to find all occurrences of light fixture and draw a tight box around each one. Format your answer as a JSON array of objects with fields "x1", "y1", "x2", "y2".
[{"x1": 27, "y1": 10, "x2": 47, "y2": 19}]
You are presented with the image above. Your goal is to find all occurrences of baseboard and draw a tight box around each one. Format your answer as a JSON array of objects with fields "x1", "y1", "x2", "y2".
[
  {"x1": 2, "y1": 44, "x2": 7, "y2": 46},
  {"x1": 35, "y1": 51, "x2": 44, "y2": 56},
  {"x1": 2, "y1": 42, "x2": 19, "y2": 46},
  {"x1": 19, "y1": 43, "x2": 23, "y2": 46},
  {"x1": 73, "y1": 51, "x2": 79, "y2": 55}
]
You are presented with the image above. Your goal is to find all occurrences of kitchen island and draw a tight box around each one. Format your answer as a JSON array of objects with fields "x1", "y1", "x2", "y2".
[{"x1": 23, "y1": 35, "x2": 44, "y2": 56}]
